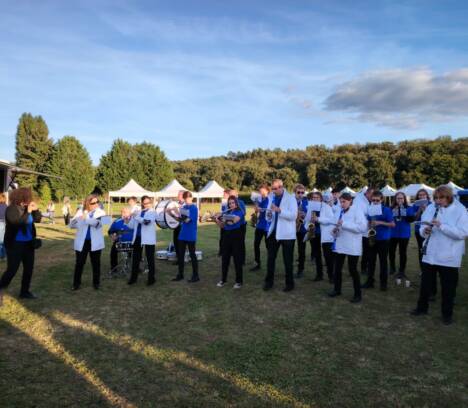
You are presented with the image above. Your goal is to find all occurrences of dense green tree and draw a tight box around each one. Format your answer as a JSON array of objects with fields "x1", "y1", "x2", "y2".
[
  {"x1": 15, "y1": 113, "x2": 53, "y2": 189},
  {"x1": 38, "y1": 181, "x2": 52, "y2": 205},
  {"x1": 47, "y1": 136, "x2": 95, "y2": 199}
]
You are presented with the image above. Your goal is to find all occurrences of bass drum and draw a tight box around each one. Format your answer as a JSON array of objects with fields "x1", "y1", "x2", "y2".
[{"x1": 155, "y1": 200, "x2": 180, "y2": 229}]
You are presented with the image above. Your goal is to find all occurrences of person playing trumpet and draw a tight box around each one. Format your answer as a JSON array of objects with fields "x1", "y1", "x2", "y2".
[
  {"x1": 294, "y1": 184, "x2": 308, "y2": 278},
  {"x1": 250, "y1": 184, "x2": 271, "y2": 271}
]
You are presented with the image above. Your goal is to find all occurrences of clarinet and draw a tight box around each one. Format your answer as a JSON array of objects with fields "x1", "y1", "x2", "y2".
[{"x1": 421, "y1": 205, "x2": 440, "y2": 256}]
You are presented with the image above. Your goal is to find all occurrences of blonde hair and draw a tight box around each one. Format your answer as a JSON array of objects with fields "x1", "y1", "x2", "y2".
[
  {"x1": 0, "y1": 193, "x2": 6, "y2": 204},
  {"x1": 433, "y1": 185, "x2": 454, "y2": 204},
  {"x1": 83, "y1": 194, "x2": 99, "y2": 211}
]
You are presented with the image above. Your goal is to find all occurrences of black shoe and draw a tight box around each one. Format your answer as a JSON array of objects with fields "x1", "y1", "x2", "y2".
[
  {"x1": 283, "y1": 286, "x2": 294, "y2": 292},
  {"x1": 250, "y1": 264, "x2": 261, "y2": 271},
  {"x1": 263, "y1": 284, "x2": 273, "y2": 291},
  {"x1": 172, "y1": 275, "x2": 184, "y2": 281},
  {"x1": 328, "y1": 290, "x2": 341, "y2": 298},
  {"x1": 19, "y1": 291, "x2": 38, "y2": 299},
  {"x1": 410, "y1": 309, "x2": 428, "y2": 316},
  {"x1": 442, "y1": 316, "x2": 453, "y2": 325},
  {"x1": 127, "y1": 280, "x2": 137, "y2": 285},
  {"x1": 93, "y1": 284, "x2": 100, "y2": 290},
  {"x1": 295, "y1": 271, "x2": 304, "y2": 279},
  {"x1": 147, "y1": 280, "x2": 155, "y2": 286},
  {"x1": 350, "y1": 295, "x2": 362, "y2": 303},
  {"x1": 187, "y1": 276, "x2": 200, "y2": 283},
  {"x1": 361, "y1": 281, "x2": 374, "y2": 289},
  {"x1": 313, "y1": 276, "x2": 323, "y2": 282},
  {"x1": 71, "y1": 285, "x2": 80, "y2": 291}
]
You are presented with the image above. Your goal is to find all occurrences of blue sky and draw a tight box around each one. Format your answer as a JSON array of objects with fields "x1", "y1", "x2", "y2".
[{"x1": 1, "y1": 0, "x2": 468, "y2": 163}]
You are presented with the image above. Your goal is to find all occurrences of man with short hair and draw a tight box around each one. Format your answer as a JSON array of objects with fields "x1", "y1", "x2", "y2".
[{"x1": 172, "y1": 190, "x2": 185, "y2": 264}]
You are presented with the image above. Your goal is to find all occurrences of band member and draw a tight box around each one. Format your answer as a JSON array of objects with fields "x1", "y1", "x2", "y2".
[
  {"x1": 389, "y1": 192, "x2": 415, "y2": 280},
  {"x1": 315, "y1": 194, "x2": 336, "y2": 283},
  {"x1": 353, "y1": 186, "x2": 376, "y2": 275},
  {"x1": 411, "y1": 186, "x2": 468, "y2": 325},
  {"x1": 294, "y1": 184, "x2": 308, "y2": 278},
  {"x1": 216, "y1": 196, "x2": 245, "y2": 288},
  {"x1": 361, "y1": 191, "x2": 395, "y2": 291},
  {"x1": 127, "y1": 196, "x2": 140, "y2": 214},
  {"x1": 127, "y1": 195, "x2": 156, "y2": 286},
  {"x1": 328, "y1": 193, "x2": 367, "y2": 303},
  {"x1": 250, "y1": 184, "x2": 270, "y2": 271},
  {"x1": 218, "y1": 189, "x2": 230, "y2": 257},
  {"x1": 173, "y1": 191, "x2": 199, "y2": 282},
  {"x1": 172, "y1": 190, "x2": 185, "y2": 265},
  {"x1": 108, "y1": 207, "x2": 133, "y2": 272},
  {"x1": 229, "y1": 189, "x2": 247, "y2": 265},
  {"x1": 0, "y1": 188, "x2": 41, "y2": 305},
  {"x1": 70, "y1": 194, "x2": 105, "y2": 290},
  {"x1": 264, "y1": 179, "x2": 297, "y2": 292},
  {"x1": 331, "y1": 187, "x2": 342, "y2": 215}
]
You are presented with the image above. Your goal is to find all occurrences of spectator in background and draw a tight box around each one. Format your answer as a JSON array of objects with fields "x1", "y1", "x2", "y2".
[
  {"x1": 0, "y1": 193, "x2": 7, "y2": 260},
  {"x1": 62, "y1": 197, "x2": 71, "y2": 225},
  {"x1": 47, "y1": 201, "x2": 55, "y2": 223}
]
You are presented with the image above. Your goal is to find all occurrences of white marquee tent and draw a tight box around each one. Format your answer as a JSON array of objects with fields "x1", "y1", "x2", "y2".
[
  {"x1": 340, "y1": 186, "x2": 356, "y2": 196},
  {"x1": 108, "y1": 179, "x2": 156, "y2": 213},
  {"x1": 155, "y1": 179, "x2": 191, "y2": 199},
  {"x1": 197, "y1": 180, "x2": 225, "y2": 199},
  {"x1": 399, "y1": 183, "x2": 435, "y2": 197},
  {"x1": 380, "y1": 184, "x2": 397, "y2": 197},
  {"x1": 446, "y1": 181, "x2": 463, "y2": 192}
]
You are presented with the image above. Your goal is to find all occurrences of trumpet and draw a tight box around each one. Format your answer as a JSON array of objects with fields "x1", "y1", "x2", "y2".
[
  {"x1": 250, "y1": 212, "x2": 258, "y2": 228},
  {"x1": 303, "y1": 211, "x2": 317, "y2": 241}
]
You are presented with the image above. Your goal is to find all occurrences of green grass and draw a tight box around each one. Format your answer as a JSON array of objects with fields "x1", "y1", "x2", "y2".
[{"x1": 0, "y1": 217, "x2": 467, "y2": 408}]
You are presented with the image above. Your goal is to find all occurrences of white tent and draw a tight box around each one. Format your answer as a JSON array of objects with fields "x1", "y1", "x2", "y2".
[
  {"x1": 399, "y1": 183, "x2": 434, "y2": 197},
  {"x1": 359, "y1": 186, "x2": 368, "y2": 194},
  {"x1": 380, "y1": 184, "x2": 397, "y2": 197},
  {"x1": 197, "y1": 180, "x2": 225, "y2": 199},
  {"x1": 323, "y1": 187, "x2": 333, "y2": 194},
  {"x1": 108, "y1": 179, "x2": 156, "y2": 214},
  {"x1": 341, "y1": 186, "x2": 356, "y2": 196},
  {"x1": 155, "y1": 179, "x2": 190, "y2": 199},
  {"x1": 446, "y1": 181, "x2": 463, "y2": 192}
]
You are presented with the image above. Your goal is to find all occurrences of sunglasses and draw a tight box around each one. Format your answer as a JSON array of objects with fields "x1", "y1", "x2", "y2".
[
  {"x1": 371, "y1": 199, "x2": 381, "y2": 203},
  {"x1": 90, "y1": 201, "x2": 99, "y2": 205},
  {"x1": 142, "y1": 201, "x2": 151, "y2": 205},
  {"x1": 433, "y1": 196, "x2": 447, "y2": 200},
  {"x1": 296, "y1": 191, "x2": 305, "y2": 195},
  {"x1": 271, "y1": 187, "x2": 279, "y2": 191}
]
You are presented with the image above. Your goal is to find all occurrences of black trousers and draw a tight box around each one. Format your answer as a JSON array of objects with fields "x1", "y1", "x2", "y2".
[
  {"x1": 253, "y1": 228, "x2": 268, "y2": 265},
  {"x1": 296, "y1": 230, "x2": 306, "y2": 272},
  {"x1": 415, "y1": 232, "x2": 437, "y2": 296},
  {"x1": 218, "y1": 229, "x2": 225, "y2": 256},
  {"x1": 240, "y1": 223, "x2": 247, "y2": 265},
  {"x1": 110, "y1": 242, "x2": 118, "y2": 270},
  {"x1": 222, "y1": 229, "x2": 243, "y2": 284},
  {"x1": 265, "y1": 235, "x2": 295, "y2": 288},
  {"x1": 0, "y1": 241, "x2": 35, "y2": 294},
  {"x1": 130, "y1": 237, "x2": 155, "y2": 283},
  {"x1": 310, "y1": 235, "x2": 323, "y2": 278},
  {"x1": 334, "y1": 253, "x2": 361, "y2": 297},
  {"x1": 389, "y1": 237, "x2": 409, "y2": 275},
  {"x1": 73, "y1": 239, "x2": 101, "y2": 287},
  {"x1": 64, "y1": 214, "x2": 70, "y2": 225},
  {"x1": 367, "y1": 240, "x2": 389, "y2": 287},
  {"x1": 173, "y1": 225, "x2": 181, "y2": 261},
  {"x1": 322, "y1": 242, "x2": 334, "y2": 281},
  {"x1": 178, "y1": 240, "x2": 198, "y2": 279},
  {"x1": 417, "y1": 263, "x2": 458, "y2": 318},
  {"x1": 361, "y1": 237, "x2": 370, "y2": 274}
]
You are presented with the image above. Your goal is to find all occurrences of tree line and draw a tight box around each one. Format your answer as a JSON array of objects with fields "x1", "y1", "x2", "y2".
[{"x1": 12, "y1": 112, "x2": 468, "y2": 201}]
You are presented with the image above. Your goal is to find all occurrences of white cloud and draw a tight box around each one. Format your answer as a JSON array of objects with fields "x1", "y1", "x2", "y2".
[{"x1": 324, "y1": 67, "x2": 468, "y2": 129}]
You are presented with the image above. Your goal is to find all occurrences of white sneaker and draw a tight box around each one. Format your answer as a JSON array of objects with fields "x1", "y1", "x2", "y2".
[
  {"x1": 233, "y1": 283, "x2": 242, "y2": 289},
  {"x1": 216, "y1": 281, "x2": 225, "y2": 287}
]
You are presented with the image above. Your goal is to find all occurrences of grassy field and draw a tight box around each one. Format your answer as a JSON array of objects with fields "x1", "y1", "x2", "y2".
[{"x1": 0, "y1": 217, "x2": 467, "y2": 408}]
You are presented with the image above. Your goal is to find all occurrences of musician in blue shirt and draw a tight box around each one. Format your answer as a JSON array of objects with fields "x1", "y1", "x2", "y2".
[
  {"x1": 173, "y1": 191, "x2": 199, "y2": 283},
  {"x1": 362, "y1": 191, "x2": 395, "y2": 291},
  {"x1": 218, "y1": 189, "x2": 230, "y2": 257},
  {"x1": 389, "y1": 192, "x2": 415, "y2": 279},
  {"x1": 229, "y1": 189, "x2": 247, "y2": 266},
  {"x1": 108, "y1": 207, "x2": 133, "y2": 272},
  {"x1": 251, "y1": 184, "x2": 270, "y2": 271},
  {"x1": 294, "y1": 184, "x2": 308, "y2": 278},
  {"x1": 216, "y1": 196, "x2": 245, "y2": 288}
]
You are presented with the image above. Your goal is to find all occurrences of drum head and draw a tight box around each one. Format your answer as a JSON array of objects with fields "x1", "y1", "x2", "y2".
[{"x1": 155, "y1": 200, "x2": 180, "y2": 229}]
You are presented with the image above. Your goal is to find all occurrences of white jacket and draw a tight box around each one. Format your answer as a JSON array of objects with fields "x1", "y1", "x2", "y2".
[
  {"x1": 333, "y1": 204, "x2": 368, "y2": 256},
  {"x1": 304, "y1": 202, "x2": 335, "y2": 243},
  {"x1": 421, "y1": 202, "x2": 468, "y2": 268},
  {"x1": 128, "y1": 209, "x2": 157, "y2": 245},
  {"x1": 352, "y1": 193, "x2": 370, "y2": 238},
  {"x1": 70, "y1": 208, "x2": 106, "y2": 252},
  {"x1": 267, "y1": 190, "x2": 298, "y2": 240}
]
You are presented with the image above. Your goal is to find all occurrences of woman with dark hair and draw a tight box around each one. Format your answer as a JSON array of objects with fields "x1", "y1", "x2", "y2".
[
  {"x1": 411, "y1": 186, "x2": 468, "y2": 325},
  {"x1": 70, "y1": 194, "x2": 105, "y2": 290},
  {"x1": 0, "y1": 188, "x2": 42, "y2": 304},
  {"x1": 389, "y1": 192, "x2": 415, "y2": 281},
  {"x1": 172, "y1": 191, "x2": 199, "y2": 283},
  {"x1": 216, "y1": 195, "x2": 245, "y2": 289}
]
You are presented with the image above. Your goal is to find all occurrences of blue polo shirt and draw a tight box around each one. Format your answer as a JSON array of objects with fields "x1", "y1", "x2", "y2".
[
  {"x1": 296, "y1": 197, "x2": 308, "y2": 234},
  {"x1": 412, "y1": 202, "x2": 430, "y2": 236},
  {"x1": 109, "y1": 218, "x2": 134, "y2": 242},
  {"x1": 271, "y1": 193, "x2": 283, "y2": 233},
  {"x1": 136, "y1": 209, "x2": 148, "y2": 237},
  {"x1": 368, "y1": 205, "x2": 393, "y2": 241},
  {"x1": 16, "y1": 214, "x2": 33, "y2": 242},
  {"x1": 256, "y1": 196, "x2": 270, "y2": 232},
  {"x1": 238, "y1": 199, "x2": 247, "y2": 225},
  {"x1": 178, "y1": 204, "x2": 198, "y2": 242},
  {"x1": 224, "y1": 209, "x2": 245, "y2": 231},
  {"x1": 391, "y1": 206, "x2": 415, "y2": 239}
]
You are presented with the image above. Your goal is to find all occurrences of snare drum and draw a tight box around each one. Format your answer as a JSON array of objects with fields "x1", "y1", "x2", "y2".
[
  {"x1": 116, "y1": 241, "x2": 133, "y2": 252},
  {"x1": 156, "y1": 250, "x2": 168, "y2": 260},
  {"x1": 155, "y1": 200, "x2": 180, "y2": 229}
]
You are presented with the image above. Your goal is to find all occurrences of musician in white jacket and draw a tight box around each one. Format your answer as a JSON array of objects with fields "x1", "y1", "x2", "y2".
[
  {"x1": 264, "y1": 179, "x2": 298, "y2": 292},
  {"x1": 127, "y1": 195, "x2": 157, "y2": 286},
  {"x1": 70, "y1": 195, "x2": 105, "y2": 290},
  {"x1": 411, "y1": 186, "x2": 468, "y2": 325},
  {"x1": 353, "y1": 186, "x2": 375, "y2": 276},
  {"x1": 328, "y1": 193, "x2": 368, "y2": 303}
]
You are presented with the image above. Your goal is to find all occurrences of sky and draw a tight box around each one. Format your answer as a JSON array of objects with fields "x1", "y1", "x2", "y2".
[{"x1": 1, "y1": 0, "x2": 468, "y2": 164}]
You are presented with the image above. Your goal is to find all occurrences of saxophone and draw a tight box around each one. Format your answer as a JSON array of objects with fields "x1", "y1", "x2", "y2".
[{"x1": 304, "y1": 211, "x2": 317, "y2": 241}]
